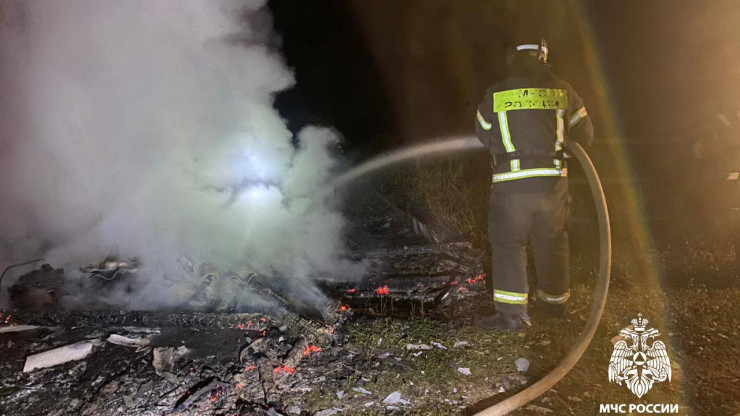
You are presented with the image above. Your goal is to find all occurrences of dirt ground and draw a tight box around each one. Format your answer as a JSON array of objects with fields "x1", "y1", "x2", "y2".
[{"x1": 2, "y1": 242, "x2": 737, "y2": 415}]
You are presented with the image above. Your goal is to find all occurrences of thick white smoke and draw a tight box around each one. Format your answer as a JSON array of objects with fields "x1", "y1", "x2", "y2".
[{"x1": 0, "y1": 0, "x2": 360, "y2": 310}]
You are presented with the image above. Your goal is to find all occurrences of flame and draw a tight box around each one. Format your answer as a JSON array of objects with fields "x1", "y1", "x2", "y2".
[
  {"x1": 347, "y1": 288, "x2": 356, "y2": 294},
  {"x1": 375, "y1": 285, "x2": 390, "y2": 295},
  {"x1": 339, "y1": 304, "x2": 349, "y2": 312},
  {"x1": 303, "y1": 345, "x2": 322, "y2": 356}
]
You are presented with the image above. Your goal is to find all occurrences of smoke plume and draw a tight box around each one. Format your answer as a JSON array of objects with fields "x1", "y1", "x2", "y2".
[{"x1": 0, "y1": 0, "x2": 360, "y2": 310}]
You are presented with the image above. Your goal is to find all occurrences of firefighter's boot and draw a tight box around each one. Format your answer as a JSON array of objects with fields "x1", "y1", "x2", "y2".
[
  {"x1": 474, "y1": 312, "x2": 522, "y2": 331},
  {"x1": 537, "y1": 302, "x2": 566, "y2": 318}
]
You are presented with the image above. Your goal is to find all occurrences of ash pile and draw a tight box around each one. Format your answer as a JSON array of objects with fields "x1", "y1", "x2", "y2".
[{"x1": 0, "y1": 189, "x2": 487, "y2": 415}]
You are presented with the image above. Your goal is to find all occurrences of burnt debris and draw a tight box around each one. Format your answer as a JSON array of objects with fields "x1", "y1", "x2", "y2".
[{"x1": 1, "y1": 189, "x2": 488, "y2": 414}]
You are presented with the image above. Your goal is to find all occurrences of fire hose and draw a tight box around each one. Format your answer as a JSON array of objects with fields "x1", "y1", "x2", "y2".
[{"x1": 331, "y1": 137, "x2": 611, "y2": 415}]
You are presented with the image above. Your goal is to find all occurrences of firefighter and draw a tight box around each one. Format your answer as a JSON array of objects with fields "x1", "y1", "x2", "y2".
[{"x1": 474, "y1": 39, "x2": 594, "y2": 330}]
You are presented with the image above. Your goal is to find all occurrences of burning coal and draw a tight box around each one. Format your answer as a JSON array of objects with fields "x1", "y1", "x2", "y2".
[{"x1": 0, "y1": 0, "x2": 362, "y2": 311}]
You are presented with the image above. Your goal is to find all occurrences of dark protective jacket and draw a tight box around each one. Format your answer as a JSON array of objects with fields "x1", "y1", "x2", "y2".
[{"x1": 475, "y1": 72, "x2": 594, "y2": 184}]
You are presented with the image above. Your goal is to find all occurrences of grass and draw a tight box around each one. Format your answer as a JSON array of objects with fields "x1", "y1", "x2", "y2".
[
  {"x1": 364, "y1": 154, "x2": 740, "y2": 414},
  {"x1": 377, "y1": 154, "x2": 490, "y2": 248}
]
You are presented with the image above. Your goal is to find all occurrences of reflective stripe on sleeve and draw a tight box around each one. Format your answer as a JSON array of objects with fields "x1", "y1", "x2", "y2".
[
  {"x1": 538, "y1": 289, "x2": 570, "y2": 304},
  {"x1": 492, "y1": 168, "x2": 567, "y2": 183},
  {"x1": 555, "y1": 109, "x2": 565, "y2": 169},
  {"x1": 477, "y1": 110, "x2": 492, "y2": 131},
  {"x1": 497, "y1": 111, "x2": 520, "y2": 171},
  {"x1": 569, "y1": 107, "x2": 588, "y2": 127},
  {"x1": 494, "y1": 289, "x2": 528, "y2": 305}
]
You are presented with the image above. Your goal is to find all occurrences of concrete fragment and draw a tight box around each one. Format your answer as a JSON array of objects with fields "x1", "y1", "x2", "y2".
[
  {"x1": 352, "y1": 386, "x2": 372, "y2": 395},
  {"x1": 515, "y1": 357, "x2": 530, "y2": 372},
  {"x1": 453, "y1": 340, "x2": 471, "y2": 348},
  {"x1": 0, "y1": 325, "x2": 46, "y2": 333},
  {"x1": 405, "y1": 343, "x2": 432, "y2": 350},
  {"x1": 364, "y1": 401, "x2": 375, "y2": 407},
  {"x1": 382, "y1": 391, "x2": 410, "y2": 405},
  {"x1": 153, "y1": 346, "x2": 188, "y2": 378},
  {"x1": 431, "y1": 341, "x2": 447, "y2": 350},
  {"x1": 524, "y1": 404, "x2": 554, "y2": 414},
  {"x1": 286, "y1": 406, "x2": 301, "y2": 415},
  {"x1": 314, "y1": 409, "x2": 342, "y2": 416},
  {"x1": 23, "y1": 341, "x2": 95, "y2": 372},
  {"x1": 457, "y1": 367, "x2": 471, "y2": 376},
  {"x1": 106, "y1": 334, "x2": 150, "y2": 348}
]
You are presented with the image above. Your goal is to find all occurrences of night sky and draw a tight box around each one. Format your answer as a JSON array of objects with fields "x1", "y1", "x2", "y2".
[{"x1": 270, "y1": 1, "x2": 740, "y2": 145}]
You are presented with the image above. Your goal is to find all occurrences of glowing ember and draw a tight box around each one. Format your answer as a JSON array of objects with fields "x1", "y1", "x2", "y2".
[
  {"x1": 273, "y1": 365, "x2": 296, "y2": 374},
  {"x1": 303, "y1": 345, "x2": 322, "y2": 356},
  {"x1": 339, "y1": 304, "x2": 349, "y2": 312},
  {"x1": 375, "y1": 285, "x2": 390, "y2": 295},
  {"x1": 246, "y1": 365, "x2": 257, "y2": 371},
  {"x1": 465, "y1": 274, "x2": 486, "y2": 284}
]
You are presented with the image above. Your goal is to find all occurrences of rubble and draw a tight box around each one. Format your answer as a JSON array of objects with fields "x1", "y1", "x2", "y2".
[
  {"x1": 352, "y1": 386, "x2": 372, "y2": 395},
  {"x1": 457, "y1": 367, "x2": 472, "y2": 376},
  {"x1": 0, "y1": 188, "x2": 499, "y2": 415},
  {"x1": 382, "y1": 391, "x2": 411, "y2": 405},
  {"x1": 105, "y1": 334, "x2": 150, "y2": 349},
  {"x1": 23, "y1": 340, "x2": 97, "y2": 372},
  {"x1": 524, "y1": 404, "x2": 555, "y2": 414},
  {"x1": 314, "y1": 409, "x2": 342, "y2": 416},
  {"x1": 174, "y1": 378, "x2": 231, "y2": 412},
  {"x1": 406, "y1": 343, "x2": 433, "y2": 350},
  {"x1": 0, "y1": 324, "x2": 45, "y2": 333},
  {"x1": 515, "y1": 357, "x2": 530, "y2": 372},
  {"x1": 152, "y1": 346, "x2": 189, "y2": 381}
]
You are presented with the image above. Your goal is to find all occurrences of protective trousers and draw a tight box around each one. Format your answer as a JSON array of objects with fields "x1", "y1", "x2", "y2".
[{"x1": 488, "y1": 178, "x2": 570, "y2": 314}]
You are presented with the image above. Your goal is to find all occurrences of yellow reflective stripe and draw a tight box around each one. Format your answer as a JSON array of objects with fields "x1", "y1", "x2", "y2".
[
  {"x1": 493, "y1": 88, "x2": 568, "y2": 112},
  {"x1": 492, "y1": 168, "x2": 567, "y2": 183},
  {"x1": 497, "y1": 111, "x2": 519, "y2": 172},
  {"x1": 538, "y1": 289, "x2": 570, "y2": 304},
  {"x1": 476, "y1": 110, "x2": 492, "y2": 130},
  {"x1": 555, "y1": 109, "x2": 565, "y2": 169},
  {"x1": 569, "y1": 106, "x2": 588, "y2": 127},
  {"x1": 494, "y1": 289, "x2": 528, "y2": 305}
]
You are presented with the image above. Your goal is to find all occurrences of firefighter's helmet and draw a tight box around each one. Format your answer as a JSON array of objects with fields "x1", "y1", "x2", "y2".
[{"x1": 511, "y1": 38, "x2": 549, "y2": 64}]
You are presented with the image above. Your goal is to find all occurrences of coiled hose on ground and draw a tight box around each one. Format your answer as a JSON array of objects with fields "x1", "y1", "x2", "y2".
[{"x1": 331, "y1": 137, "x2": 611, "y2": 415}]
